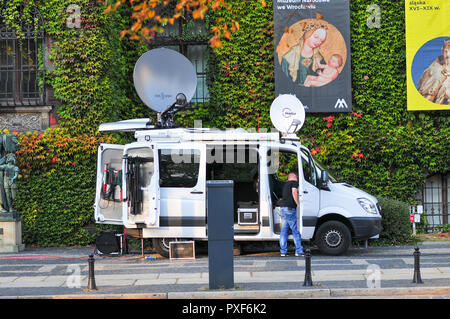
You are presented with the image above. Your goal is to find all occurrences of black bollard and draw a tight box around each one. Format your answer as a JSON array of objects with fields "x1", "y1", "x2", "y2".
[
  {"x1": 303, "y1": 248, "x2": 313, "y2": 287},
  {"x1": 87, "y1": 254, "x2": 98, "y2": 290},
  {"x1": 412, "y1": 246, "x2": 424, "y2": 284}
]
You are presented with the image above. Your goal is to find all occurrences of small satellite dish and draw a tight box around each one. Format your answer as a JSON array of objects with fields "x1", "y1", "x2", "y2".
[
  {"x1": 133, "y1": 48, "x2": 197, "y2": 113},
  {"x1": 270, "y1": 94, "x2": 306, "y2": 135}
]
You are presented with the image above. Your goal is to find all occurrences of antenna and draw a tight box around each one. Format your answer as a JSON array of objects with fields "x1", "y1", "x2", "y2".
[
  {"x1": 270, "y1": 94, "x2": 306, "y2": 139},
  {"x1": 133, "y1": 48, "x2": 197, "y2": 128}
]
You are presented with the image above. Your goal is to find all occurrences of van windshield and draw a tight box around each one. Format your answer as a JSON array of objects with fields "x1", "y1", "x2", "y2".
[{"x1": 312, "y1": 157, "x2": 338, "y2": 183}]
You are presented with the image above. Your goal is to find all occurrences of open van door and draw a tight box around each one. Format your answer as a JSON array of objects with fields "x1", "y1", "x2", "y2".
[
  {"x1": 298, "y1": 146, "x2": 320, "y2": 239},
  {"x1": 123, "y1": 143, "x2": 160, "y2": 228},
  {"x1": 94, "y1": 144, "x2": 125, "y2": 225}
]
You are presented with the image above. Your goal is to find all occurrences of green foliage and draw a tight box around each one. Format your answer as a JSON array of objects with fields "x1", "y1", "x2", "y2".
[
  {"x1": 204, "y1": 0, "x2": 275, "y2": 129},
  {"x1": 16, "y1": 160, "x2": 97, "y2": 246},
  {"x1": 376, "y1": 197, "x2": 414, "y2": 245}
]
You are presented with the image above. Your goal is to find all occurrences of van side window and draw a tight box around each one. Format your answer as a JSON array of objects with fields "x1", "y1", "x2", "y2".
[{"x1": 159, "y1": 149, "x2": 200, "y2": 188}]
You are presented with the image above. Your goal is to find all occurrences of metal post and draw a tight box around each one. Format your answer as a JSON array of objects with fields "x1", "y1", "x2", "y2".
[
  {"x1": 207, "y1": 180, "x2": 234, "y2": 290},
  {"x1": 412, "y1": 246, "x2": 424, "y2": 284},
  {"x1": 87, "y1": 254, "x2": 98, "y2": 290},
  {"x1": 303, "y1": 248, "x2": 313, "y2": 287}
]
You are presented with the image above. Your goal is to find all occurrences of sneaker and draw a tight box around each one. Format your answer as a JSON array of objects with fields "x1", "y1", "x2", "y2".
[
  {"x1": 281, "y1": 253, "x2": 288, "y2": 257},
  {"x1": 295, "y1": 252, "x2": 304, "y2": 257}
]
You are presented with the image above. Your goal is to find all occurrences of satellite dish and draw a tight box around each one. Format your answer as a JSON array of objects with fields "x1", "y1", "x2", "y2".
[
  {"x1": 270, "y1": 94, "x2": 306, "y2": 135},
  {"x1": 133, "y1": 48, "x2": 197, "y2": 113}
]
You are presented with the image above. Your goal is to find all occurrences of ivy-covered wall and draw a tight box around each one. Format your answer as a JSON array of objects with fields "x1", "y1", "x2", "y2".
[
  {"x1": 1, "y1": 0, "x2": 448, "y2": 246},
  {"x1": 1, "y1": 0, "x2": 147, "y2": 246}
]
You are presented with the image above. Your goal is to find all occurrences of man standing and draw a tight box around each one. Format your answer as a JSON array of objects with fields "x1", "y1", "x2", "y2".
[{"x1": 279, "y1": 171, "x2": 304, "y2": 257}]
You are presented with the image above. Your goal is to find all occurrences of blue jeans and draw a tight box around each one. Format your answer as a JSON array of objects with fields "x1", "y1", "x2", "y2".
[{"x1": 279, "y1": 207, "x2": 303, "y2": 254}]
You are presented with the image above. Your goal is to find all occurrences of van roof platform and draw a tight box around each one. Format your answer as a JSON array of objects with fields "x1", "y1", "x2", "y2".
[{"x1": 99, "y1": 119, "x2": 283, "y2": 142}]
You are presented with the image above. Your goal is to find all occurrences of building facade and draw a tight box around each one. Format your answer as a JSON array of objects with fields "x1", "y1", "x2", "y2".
[{"x1": 0, "y1": 2, "x2": 448, "y2": 231}]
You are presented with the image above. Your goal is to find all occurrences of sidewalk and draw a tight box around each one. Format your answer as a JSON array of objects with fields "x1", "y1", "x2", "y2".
[{"x1": 0, "y1": 241, "x2": 449, "y2": 299}]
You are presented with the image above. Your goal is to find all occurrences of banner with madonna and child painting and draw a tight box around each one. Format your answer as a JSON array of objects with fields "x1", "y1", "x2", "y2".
[
  {"x1": 406, "y1": 0, "x2": 450, "y2": 111},
  {"x1": 273, "y1": 0, "x2": 352, "y2": 113}
]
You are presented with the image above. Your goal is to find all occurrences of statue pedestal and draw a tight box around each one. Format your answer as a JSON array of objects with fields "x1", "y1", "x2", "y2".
[{"x1": 0, "y1": 214, "x2": 25, "y2": 253}]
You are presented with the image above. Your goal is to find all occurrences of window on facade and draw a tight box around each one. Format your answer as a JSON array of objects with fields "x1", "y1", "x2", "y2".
[
  {"x1": 151, "y1": 19, "x2": 209, "y2": 103},
  {"x1": 416, "y1": 173, "x2": 449, "y2": 231},
  {"x1": 0, "y1": 7, "x2": 45, "y2": 106},
  {"x1": 159, "y1": 149, "x2": 200, "y2": 188}
]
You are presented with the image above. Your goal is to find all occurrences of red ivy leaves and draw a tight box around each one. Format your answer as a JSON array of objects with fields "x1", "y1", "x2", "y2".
[{"x1": 323, "y1": 116, "x2": 335, "y2": 128}]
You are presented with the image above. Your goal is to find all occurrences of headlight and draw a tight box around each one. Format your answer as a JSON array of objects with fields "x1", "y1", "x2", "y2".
[{"x1": 358, "y1": 198, "x2": 377, "y2": 214}]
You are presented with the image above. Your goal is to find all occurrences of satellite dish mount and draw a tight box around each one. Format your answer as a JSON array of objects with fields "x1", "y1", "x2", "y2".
[{"x1": 157, "y1": 93, "x2": 188, "y2": 128}]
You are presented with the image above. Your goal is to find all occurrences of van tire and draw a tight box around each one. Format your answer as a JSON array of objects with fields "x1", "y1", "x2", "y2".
[
  {"x1": 315, "y1": 221, "x2": 351, "y2": 256},
  {"x1": 152, "y1": 238, "x2": 176, "y2": 258}
]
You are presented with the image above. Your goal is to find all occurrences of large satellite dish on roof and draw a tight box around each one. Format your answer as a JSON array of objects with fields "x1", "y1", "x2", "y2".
[
  {"x1": 270, "y1": 94, "x2": 305, "y2": 137},
  {"x1": 133, "y1": 48, "x2": 197, "y2": 127}
]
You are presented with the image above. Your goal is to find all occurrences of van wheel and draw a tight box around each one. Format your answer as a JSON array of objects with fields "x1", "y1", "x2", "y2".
[
  {"x1": 152, "y1": 238, "x2": 177, "y2": 258},
  {"x1": 315, "y1": 221, "x2": 351, "y2": 256}
]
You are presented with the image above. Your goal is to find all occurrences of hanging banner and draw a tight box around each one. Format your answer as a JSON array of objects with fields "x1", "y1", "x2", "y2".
[
  {"x1": 406, "y1": 0, "x2": 449, "y2": 110},
  {"x1": 273, "y1": 0, "x2": 352, "y2": 113}
]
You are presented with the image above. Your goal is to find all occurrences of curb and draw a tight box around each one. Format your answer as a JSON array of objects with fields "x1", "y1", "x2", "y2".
[
  {"x1": 2, "y1": 286, "x2": 450, "y2": 299},
  {"x1": 167, "y1": 286, "x2": 450, "y2": 299}
]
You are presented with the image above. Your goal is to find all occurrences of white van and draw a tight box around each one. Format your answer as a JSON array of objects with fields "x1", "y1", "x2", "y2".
[{"x1": 94, "y1": 123, "x2": 382, "y2": 257}]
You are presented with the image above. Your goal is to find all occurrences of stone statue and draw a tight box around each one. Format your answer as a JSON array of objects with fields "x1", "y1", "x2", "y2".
[
  {"x1": 0, "y1": 133, "x2": 6, "y2": 213},
  {"x1": 0, "y1": 134, "x2": 20, "y2": 214},
  {"x1": 0, "y1": 134, "x2": 23, "y2": 253},
  {"x1": 0, "y1": 154, "x2": 19, "y2": 213}
]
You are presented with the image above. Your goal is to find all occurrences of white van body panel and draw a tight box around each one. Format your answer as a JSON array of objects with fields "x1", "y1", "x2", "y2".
[
  {"x1": 318, "y1": 182, "x2": 380, "y2": 219},
  {"x1": 95, "y1": 126, "x2": 382, "y2": 255}
]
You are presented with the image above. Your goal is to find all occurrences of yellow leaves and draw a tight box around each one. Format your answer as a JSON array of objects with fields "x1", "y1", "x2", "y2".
[
  {"x1": 105, "y1": 0, "x2": 250, "y2": 49},
  {"x1": 211, "y1": 0, "x2": 222, "y2": 10},
  {"x1": 119, "y1": 30, "x2": 129, "y2": 39},
  {"x1": 103, "y1": 0, "x2": 123, "y2": 13},
  {"x1": 210, "y1": 37, "x2": 222, "y2": 49},
  {"x1": 114, "y1": 1, "x2": 122, "y2": 9},
  {"x1": 131, "y1": 22, "x2": 142, "y2": 33}
]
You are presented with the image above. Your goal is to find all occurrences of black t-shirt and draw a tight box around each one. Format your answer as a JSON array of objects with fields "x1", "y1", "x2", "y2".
[{"x1": 279, "y1": 181, "x2": 299, "y2": 208}]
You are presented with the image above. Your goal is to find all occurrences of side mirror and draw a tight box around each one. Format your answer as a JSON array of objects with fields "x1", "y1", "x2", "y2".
[{"x1": 320, "y1": 170, "x2": 329, "y2": 189}]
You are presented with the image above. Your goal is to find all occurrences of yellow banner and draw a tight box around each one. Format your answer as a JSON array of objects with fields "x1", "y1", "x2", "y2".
[{"x1": 405, "y1": 0, "x2": 449, "y2": 110}]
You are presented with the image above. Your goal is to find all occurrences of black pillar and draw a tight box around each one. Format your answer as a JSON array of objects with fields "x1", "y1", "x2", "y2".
[{"x1": 207, "y1": 180, "x2": 234, "y2": 290}]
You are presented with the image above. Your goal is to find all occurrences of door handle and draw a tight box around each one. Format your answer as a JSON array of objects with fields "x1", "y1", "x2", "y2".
[
  {"x1": 303, "y1": 190, "x2": 309, "y2": 194},
  {"x1": 191, "y1": 191, "x2": 203, "y2": 194}
]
